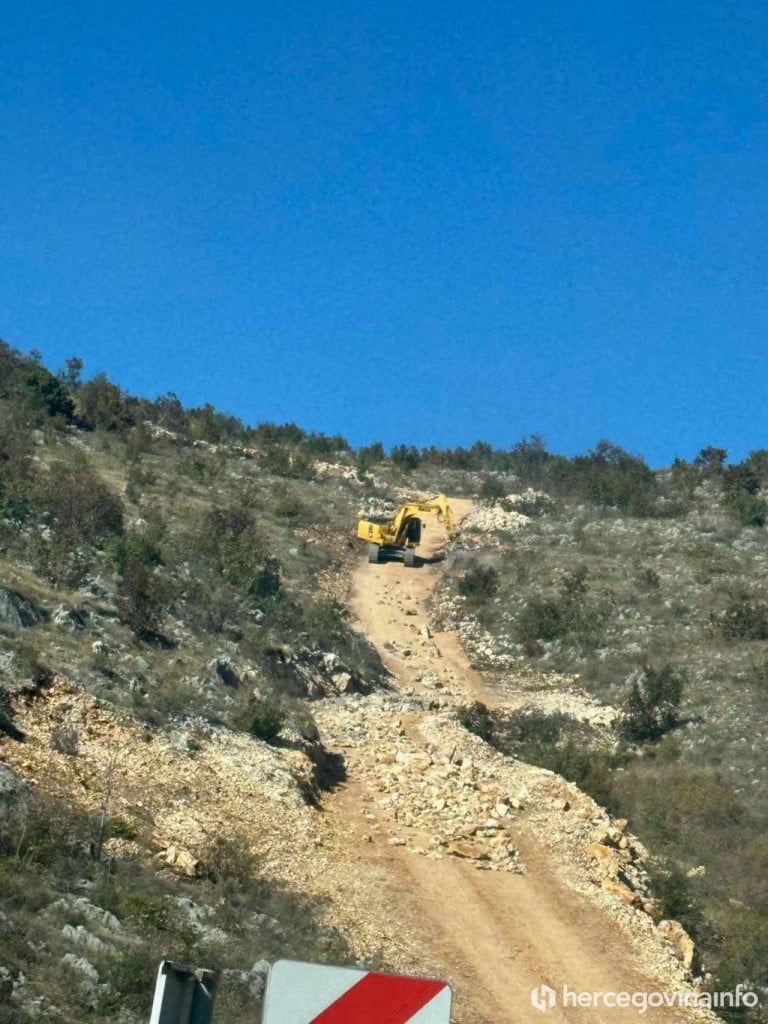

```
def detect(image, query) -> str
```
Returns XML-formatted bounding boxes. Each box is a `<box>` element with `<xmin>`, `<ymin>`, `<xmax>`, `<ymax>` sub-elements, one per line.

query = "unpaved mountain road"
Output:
<box><xmin>330</xmin><ymin>499</ymin><xmax>710</xmax><ymax>1024</ymax></box>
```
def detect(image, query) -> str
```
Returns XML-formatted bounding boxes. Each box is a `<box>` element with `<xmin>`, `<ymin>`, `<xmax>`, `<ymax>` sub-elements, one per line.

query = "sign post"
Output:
<box><xmin>149</xmin><ymin>960</ymin><xmax>219</xmax><ymax>1024</ymax></box>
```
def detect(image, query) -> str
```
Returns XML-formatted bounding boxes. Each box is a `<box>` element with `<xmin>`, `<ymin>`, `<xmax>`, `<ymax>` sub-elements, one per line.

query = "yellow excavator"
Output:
<box><xmin>357</xmin><ymin>494</ymin><xmax>455</xmax><ymax>566</ymax></box>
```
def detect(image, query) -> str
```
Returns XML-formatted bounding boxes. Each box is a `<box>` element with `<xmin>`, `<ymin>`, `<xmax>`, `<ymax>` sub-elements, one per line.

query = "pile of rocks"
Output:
<box><xmin>316</xmin><ymin>695</ymin><xmax>529</xmax><ymax>872</ymax></box>
<box><xmin>457</xmin><ymin>502</ymin><xmax>530</xmax><ymax>541</ymax></box>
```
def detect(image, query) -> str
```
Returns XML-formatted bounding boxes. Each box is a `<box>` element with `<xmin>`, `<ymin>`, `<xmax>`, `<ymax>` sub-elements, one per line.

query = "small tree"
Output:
<box><xmin>722</xmin><ymin>466</ymin><xmax>767</xmax><ymax>527</ymax></box>
<box><xmin>78</xmin><ymin>373</ymin><xmax>132</xmax><ymax>431</ymax></box>
<box><xmin>59</xmin><ymin>356</ymin><xmax>83</xmax><ymax>389</ymax></box>
<box><xmin>23</xmin><ymin>365</ymin><xmax>75</xmax><ymax>423</ymax></box>
<box><xmin>390</xmin><ymin>444</ymin><xmax>420</xmax><ymax>472</ymax></box>
<box><xmin>694</xmin><ymin>446</ymin><xmax>727</xmax><ymax>477</ymax></box>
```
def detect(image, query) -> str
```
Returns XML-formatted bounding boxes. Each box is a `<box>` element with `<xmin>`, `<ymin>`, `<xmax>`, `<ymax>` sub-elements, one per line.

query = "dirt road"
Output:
<box><xmin>335</xmin><ymin>500</ymin><xmax>709</xmax><ymax>1024</ymax></box>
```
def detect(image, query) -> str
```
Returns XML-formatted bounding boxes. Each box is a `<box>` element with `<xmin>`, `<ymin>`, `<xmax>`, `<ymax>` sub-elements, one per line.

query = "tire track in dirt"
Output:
<box><xmin>332</xmin><ymin>499</ymin><xmax>712</xmax><ymax>1024</ymax></box>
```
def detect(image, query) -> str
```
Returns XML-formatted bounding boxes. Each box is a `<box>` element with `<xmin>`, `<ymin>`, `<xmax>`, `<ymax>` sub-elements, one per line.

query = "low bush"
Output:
<box><xmin>479</xmin><ymin>476</ymin><xmax>507</xmax><ymax>500</ymax></box>
<box><xmin>201</xmin><ymin>505</ymin><xmax>282</xmax><ymax>600</ymax></box>
<box><xmin>78</xmin><ymin>372</ymin><xmax>133</xmax><ymax>432</ymax></box>
<box><xmin>713</xmin><ymin>595</ymin><xmax>768</xmax><ymax>641</ymax></box>
<box><xmin>109</xmin><ymin>523</ymin><xmax>164</xmax><ymax>574</ymax></box>
<box><xmin>21</xmin><ymin>364</ymin><xmax>76</xmax><ymax>424</ymax></box>
<box><xmin>645</xmin><ymin>857</ymin><xmax>704</xmax><ymax>938</ymax></box>
<box><xmin>202</xmin><ymin>834</ymin><xmax>261</xmax><ymax>897</ymax></box>
<box><xmin>244</xmin><ymin>696</ymin><xmax>286</xmax><ymax>743</ymax></box>
<box><xmin>117</xmin><ymin>561</ymin><xmax>171</xmax><ymax>637</ymax></box>
<box><xmin>516</xmin><ymin>596</ymin><xmax>566</xmax><ymax>641</ymax></box>
<box><xmin>515</xmin><ymin>588</ymin><xmax>612</xmax><ymax>650</ymax></box>
<box><xmin>457</xmin><ymin>702</ymin><xmax>615</xmax><ymax>793</ymax></box>
<box><xmin>262</xmin><ymin>446</ymin><xmax>315</xmax><ymax>480</ymax></box>
<box><xmin>620</xmin><ymin>664</ymin><xmax>685</xmax><ymax>743</ymax></box>
<box><xmin>37</xmin><ymin>458</ymin><xmax>124</xmax><ymax>548</ymax></box>
<box><xmin>457</xmin><ymin>565</ymin><xmax>500</xmax><ymax>602</ymax></box>
<box><xmin>456</xmin><ymin>701</ymin><xmax>495</xmax><ymax>742</ymax></box>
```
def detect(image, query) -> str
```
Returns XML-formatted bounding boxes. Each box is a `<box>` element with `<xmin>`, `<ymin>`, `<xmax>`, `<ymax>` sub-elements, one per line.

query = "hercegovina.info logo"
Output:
<box><xmin>530</xmin><ymin>983</ymin><xmax>758</xmax><ymax>1015</ymax></box>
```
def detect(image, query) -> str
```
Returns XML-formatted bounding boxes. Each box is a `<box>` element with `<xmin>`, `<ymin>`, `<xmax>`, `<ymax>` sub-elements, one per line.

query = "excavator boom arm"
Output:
<box><xmin>390</xmin><ymin>495</ymin><xmax>454</xmax><ymax>540</ymax></box>
<box><xmin>357</xmin><ymin>494</ymin><xmax>455</xmax><ymax>556</ymax></box>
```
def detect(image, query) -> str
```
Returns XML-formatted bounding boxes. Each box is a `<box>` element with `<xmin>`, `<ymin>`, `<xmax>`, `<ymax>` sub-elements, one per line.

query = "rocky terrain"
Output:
<box><xmin>1</xmin><ymin>344</ymin><xmax>766</xmax><ymax>1022</ymax></box>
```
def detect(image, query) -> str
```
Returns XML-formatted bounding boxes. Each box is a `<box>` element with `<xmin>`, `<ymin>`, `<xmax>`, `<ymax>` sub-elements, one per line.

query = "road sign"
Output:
<box><xmin>262</xmin><ymin>959</ymin><xmax>452</xmax><ymax>1024</ymax></box>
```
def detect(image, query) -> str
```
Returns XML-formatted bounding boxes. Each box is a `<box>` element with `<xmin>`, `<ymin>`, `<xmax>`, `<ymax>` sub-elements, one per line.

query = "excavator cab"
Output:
<box><xmin>406</xmin><ymin>518</ymin><xmax>422</xmax><ymax>544</ymax></box>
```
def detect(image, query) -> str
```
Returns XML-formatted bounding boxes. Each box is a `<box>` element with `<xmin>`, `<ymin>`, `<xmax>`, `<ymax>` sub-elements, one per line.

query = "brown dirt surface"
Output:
<box><xmin>338</xmin><ymin>498</ymin><xmax>715</xmax><ymax>1023</ymax></box>
<box><xmin>0</xmin><ymin>497</ymin><xmax>718</xmax><ymax>1023</ymax></box>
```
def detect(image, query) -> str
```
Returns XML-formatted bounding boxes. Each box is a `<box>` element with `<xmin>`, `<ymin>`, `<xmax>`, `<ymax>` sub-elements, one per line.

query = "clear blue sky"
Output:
<box><xmin>2</xmin><ymin>1</ymin><xmax>767</xmax><ymax>466</ymax></box>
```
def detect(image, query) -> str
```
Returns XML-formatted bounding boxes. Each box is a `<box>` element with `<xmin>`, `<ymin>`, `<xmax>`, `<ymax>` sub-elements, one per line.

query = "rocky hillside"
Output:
<box><xmin>1</xmin><ymin>341</ymin><xmax>767</xmax><ymax>1022</ymax></box>
<box><xmin>430</xmin><ymin>486</ymin><xmax>768</xmax><ymax>1016</ymax></box>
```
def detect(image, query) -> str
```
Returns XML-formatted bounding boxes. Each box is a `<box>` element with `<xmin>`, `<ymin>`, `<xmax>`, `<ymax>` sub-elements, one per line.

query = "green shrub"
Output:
<box><xmin>560</xmin><ymin>565</ymin><xmax>589</xmax><ymax>597</ymax></box>
<box><xmin>636</xmin><ymin>567</ymin><xmax>661</xmax><ymax>589</ymax></box>
<box><xmin>78</xmin><ymin>372</ymin><xmax>132</xmax><ymax>431</ymax></box>
<box><xmin>246</xmin><ymin>696</ymin><xmax>286</xmax><ymax>743</ymax></box>
<box><xmin>202</xmin><ymin>834</ymin><xmax>261</xmax><ymax>897</ymax></box>
<box><xmin>37</xmin><ymin>459</ymin><xmax>124</xmax><ymax>547</ymax></box>
<box><xmin>607</xmin><ymin>765</ymin><xmax>748</xmax><ymax>875</ymax></box>
<box><xmin>13</xmin><ymin>643</ymin><xmax>53</xmax><ymax>689</ymax></box>
<box><xmin>271</xmin><ymin>485</ymin><xmax>306</xmax><ymax>519</ymax></box>
<box><xmin>100</xmin><ymin>948</ymin><xmax>160</xmax><ymax>1014</ymax></box>
<box><xmin>457</xmin><ymin>565</ymin><xmax>500</xmax><ymax>602</ymax></box>
<box><xmin>566</xmin><ymin>597</ymin><xmax>613</xmax><ymax>649</ymax></box>
<box><xmin>117</xmin><ymin>561</ymin><xmax>170</xmax><ymax>637</ymax></box>
<box><xmin>723</xmin><ymin>488</ymin><xmax>767</xmax><ymax>527</ymax></box>
<box><xmin>0</xmin><ymin>410</ymin><xmax>33</xmax><ymax>526</ymax></box>
<box><xmin>120</xmin><ymin>891</ymin><xmax>184</xmax><ymax>933</ymax></box>
<box><xmin>694</xmin><ymin>445</ymin><xmax>727</xmax><ymax>477</ymax></box>
<box><xmin>458</xmin><ymin>702</ymin><xmax>615</xmax><ymax>794</ymax></box>
<box><xmin>390</xmin><ymin>444</ymin><xmax>420</xmax><ymax>472</ymax></box>
<box><xmin>109</xmin><ymin>524</ymin><xmax>164</xmax><ymax>574</ymax></box>
<box><xmin>713</xmin><ymin>595</ymin><xmax>768</xmax><ymax>641</ymax></box>
<box><xmin>250</xmin><ymin>557</ymin><xmax>282</xmax><ymax>600</ymax></box>
<box><xmin>262</xmin><ymin>446</ymin><xmax>315</xmax><ymax>479</ymax></box>
<box><xmin>620</xmin><ymin>665</ymin><xmax>685</xmax><ymax>742</ymax></box>
<box><xmin>22</xmin><ymin>365</ymin><xmax>75</xmax><ymax>424</ymax></box>
<box><xmin>125</xmin><ymin>460</ymin><xmax>156</xmax><ymax>502</ymax></box>
<box><xmin>516</xmin><ymin>575</ymin><xmax>613</xmax><ymax>651</ymax></box>
<box><xmin>516</xmin><ymin>597</ymin><xmax>566</xmax><ymax>641</ymax></box>
<box><xmin>456</xmin><ymin>701</ymin><xmax>495</xmax><ymax>742</ymax></box>
<box><xmin>645</xmin><ymin>857</ymin><xmax>704</xmax><ymax>937</ymax></box>
<box><xmin>668</xmin><ymin>457</ymin><xmax>700</xmax><ymax>501</ymax></box>
<box><xmin>202</xmin><ymin>506</ymin><xmax>281</xmax><ymax>599</ymax></box>
<box><xmin>106</xmin><ymin>814</ymin><xmax>141</xmax><ymax>840</ymax></box>
<box><xmin>179</xmin><ymin>455</ymin><xmax>210</xmax><ymax>483</ymax></box>
<box><xmin>0</xmin><ymin>794</ymin><xmax>94</xmax><ymax>871</ymax></box>
<box><xmin>569</xmin><ymin>440</ymin><xmax>658</xmax><ymax>515</ymax></box>
<box><xmin>744</xmin><ymin>659</ymin><xmax>768</xmax><ymax>690</ymax></box>
<box><xmin>479</xmin><ymin>476</ymin><xmax>507</xmax><ymax>500</ymax></box>
<box><xmin>720</xmin><ymin>463</ymin><xmax>767</xmax><ymax>529</ymax></box>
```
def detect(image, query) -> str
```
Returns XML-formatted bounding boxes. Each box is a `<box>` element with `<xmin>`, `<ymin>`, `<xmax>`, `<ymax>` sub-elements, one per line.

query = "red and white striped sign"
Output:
<box><xmin>262</xmin><ymin>960</ymin><xmax>452</xmax><ymax>1024</ymax></box>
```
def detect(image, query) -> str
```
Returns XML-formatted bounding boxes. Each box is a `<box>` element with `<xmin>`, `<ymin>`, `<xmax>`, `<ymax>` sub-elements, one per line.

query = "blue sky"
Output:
<box><xmin>1</xmin><ymin>1</ymin><xmax>767</xmax><ymax>466</ymax></box>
